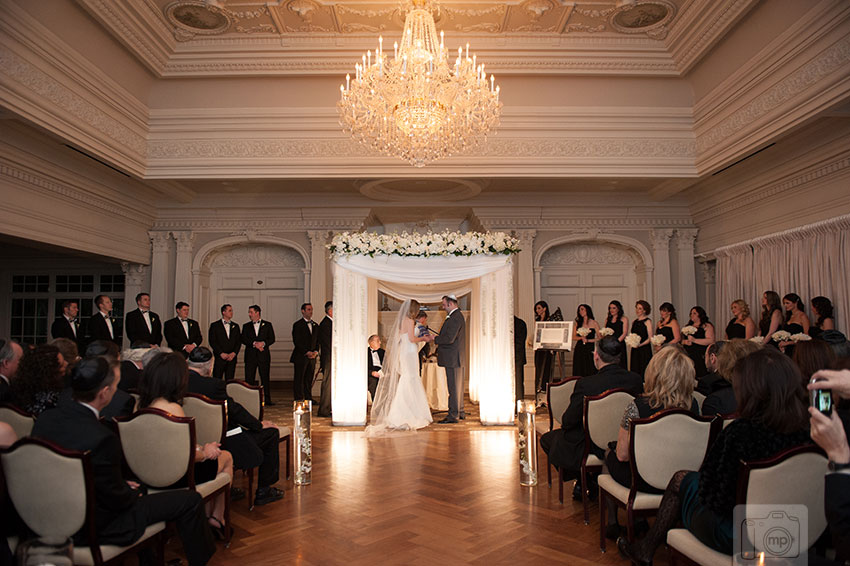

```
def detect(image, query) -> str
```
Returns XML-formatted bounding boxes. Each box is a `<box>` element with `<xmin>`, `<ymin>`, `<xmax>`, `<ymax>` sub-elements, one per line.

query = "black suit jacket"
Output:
<box><xmin>435</xmin><ymin>309</ymin><xmax>465</xmax><ymax>368</ymax></box>
<box><xmin>209</xmin><ymin>320</ymin><xmax>242</xmax><ymax>357</ymax></box>
<box><xmin>51</xmin><ymin>316</ymin><xmax>81</xmax><ymax>344</ymax></box>
<box><xmin>514</xmin><ymin>316</ymin><xmax>527</xmax><ymax>366</ymax></box>
<box><xmin>0</xmin><ymin>377</ymin><xmax>10</xmax><ymax>403</ymax></box>
<box><xmin>163</xmin><ymin>317</ymin><xmax>202</xmax><ymax>355</ymax></box>
<box><xmin>32</xmin><ymin>399</ymin><xmax>147</xmax><ymax>545</ymax></box>
<box><xmin>119</xmin><ymin>361</ymin><xmax>142</xmax><ymax>392</ymax></box>
<box><xmin>318</xmin><ymin>317</ymin><xmax>332</xmax><ymax>372</ymax></box>
<box><xmin>124</xmin><ymin>309</ymin><xmax>162</xmax><ymax>346</ymax></box>
<box><xmin>367</xmin><ymin>348</ymin><xmax>385</xmax><ymax>376</ymax></box>
<box><xmin>242</xmin><ymin>320</ymin><xmax>275</xmax><ymax>362</ymax></box>
<box><xmin>827</xmin><ymin>472</ymin><xmax>850</xmax><ymax>561</ymax></box>
<box><xmin>88</xmin><ymin>313</ymin><xmax>120</xmax><ymax>345</ymax></box>
<box><xmin>289</xmin><ymin>319</ymin><xmax>318</xmax><ymax>363</ymax></box>
<box><xmin>186</xmin><ymin>370</ymin><xmax>261</xmax><ymax>432</ymax></box>
<box><xmin>548</xmin><ymin>363</ymin><xmax>643</xmax><ymax>472</ymax></box>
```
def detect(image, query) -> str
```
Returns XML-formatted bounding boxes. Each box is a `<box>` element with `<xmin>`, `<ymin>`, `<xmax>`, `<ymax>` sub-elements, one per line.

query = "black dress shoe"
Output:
<box><xmin>254</xmin><ymin>486</ymin><xmax>284</xmax><ymax>506</ymax></box>
<box><xmin>617</xmin><ymin>536</ymin><xmax>652</xmax><ymax>566</ymax></box>
<box><xmin>459</xmin><ymin>413</ymin><xmax>466</xmax><ymax>420</ymax></box>
<box><xmin>572</xmin><ymin>481</ymin><xmax>583</xmax><ymax>501</ymax></box>
<box><xmin>438</xmin><ymin>417</ymin><xmax>458</xmax><ymax>424</ymax></box>
<box><xmin>605</xmin><ymin>524</ymin><xmax>624</xmax><ymax>541</ymax></box>
<box><xmin>230</xmin><ymin>487</ymin><xmax>246</xmax><ymax>501</ymax></box>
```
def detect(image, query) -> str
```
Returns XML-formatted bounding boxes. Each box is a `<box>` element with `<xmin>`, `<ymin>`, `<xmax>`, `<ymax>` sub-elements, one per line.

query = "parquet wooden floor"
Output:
<box><xmin>170</xmin><ymin>385</ymin><xmax>663</xmax><ymax>565</ymax></box>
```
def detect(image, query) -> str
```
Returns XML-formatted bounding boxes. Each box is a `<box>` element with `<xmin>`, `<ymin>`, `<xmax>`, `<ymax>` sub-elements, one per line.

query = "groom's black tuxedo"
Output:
<box><xmin>435</xmin><ymin>308</ymin><xmax>466</xmax><ymax>421</ymax></box>
<box><xmin>124</xmin><ymin>308</ymin><xmax>162</xmax><ymax>346</ymax></box>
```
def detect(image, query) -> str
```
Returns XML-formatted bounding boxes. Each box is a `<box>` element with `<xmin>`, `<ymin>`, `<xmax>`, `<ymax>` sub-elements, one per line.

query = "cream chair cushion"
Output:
<box><xmin>633</xmin><ymin>413</ymin><xmax>712</xmax><ymax>491</ymax></box>
<box><xmin>226</xmin><ymin>381</ymin><xmax>261</xmax><ymax>420</ymax></box>
<box><xmin>73</xmin><ymin>522</ymin><xmax>165</xmax><ymax>566</ymax></box>
<box><xmin>548</xmin><ymin>379</ymin><xmax>577</xmax><ymax>430</ymax></box>
<box><xmin>692</xmin><ymin>391</ymin><xmax>706</xmax><ymax>412</ymax></box>
<box><xmin>586</xmin><ymin>391</ymin><xmax>633</xmax><ymax>450</ymax></box>
<box><xmin>118</xmin><ymin>412</ymin><xmax>191</xmax><ymax>488</ymax></box>
<box><xmin>597</xmin><ymin>474</ymin><xmax>664</xmax><ymax>510</ymax></box>
<box><xmin>667</xmin><ymin>529</ymin><xmax>731</xmax><ymax>566</ymax></box>
<box><xmin>585</xmin><ymin>454</ymin><xmax>603</xmax><ymax>468</ymax></box>
<box><xmin>182</xmin><ymin>396</ymin><xmax>225</xmax><ymax>446</ymax></box>
<box><xmin>0</xmin><ymin>407</ymin><xmax>35</xmax><ymax>439</ymax></box>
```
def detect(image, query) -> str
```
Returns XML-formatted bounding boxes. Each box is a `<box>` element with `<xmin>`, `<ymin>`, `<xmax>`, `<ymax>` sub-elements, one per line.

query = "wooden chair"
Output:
<box><xmin>0</xmin><ymin>403</ymin><xmax>35</xmax><ymax>439</ymax></box>
<box><xmin>226</xmin><ymin>379</ymin><xmax>292</xmax><ymax>481</ymax></box>
<box><xmin>1</xmin><ymin>436</ymin><xmax>165</xmax><ymax>566</ymax></box>
<box><xmin>692</xmin><ymin>391</ymin><xmax>706</xmax><ymax>413</ymax></box>
<box><xmin>668</xmin><ymin>444</ymin><xmax>827</xmax><ymax>566</ymax></box>
<box><xmin>598</xmin><ymin>409</ymin><xmax>719</xmax><ymax>551</ymax></box>
<box><xmin>537</xmin><ymin>377</ymin><xmax>580</xmax><ymax>502</ymax></box>
<box><xmin>115</xmin><ymin>409</ymin><xmax>232</xmax><ymax>541</ymax></box>
<box><xmin>580</xmin><ymin>388</ymin><xmax>636</xmax><ymax>524</ymax></box>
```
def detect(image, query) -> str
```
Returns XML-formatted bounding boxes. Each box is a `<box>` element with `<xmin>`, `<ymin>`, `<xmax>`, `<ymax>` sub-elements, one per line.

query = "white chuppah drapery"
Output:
<box><xmin>331</xmin><ymin>254</ymin><xmax>515</xmax><ymax>426</ymax></box>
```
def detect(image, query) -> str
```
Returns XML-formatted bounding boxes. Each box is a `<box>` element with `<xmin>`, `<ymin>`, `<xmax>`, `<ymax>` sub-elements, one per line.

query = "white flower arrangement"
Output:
<box><xmin>749</xmin><ymin>336</ymin><xmax>764</xmax><ymax>344</ymax></box>
<box><xmin>598</xmin><ymin>327</ymin><xmax>614</xmax><ymax>337</ymax></box>
<box><xmin>625</xmin><ymin>333</ymin><xmax>641</xmax><ymax>349</ymax></box>
<box><xmin>772</xmin><ymin>330</ymin><xmax>792</xmax><ymax>342</ymax></box>
<box><xmin>650</xmin><ymin>334</ymin><xmax>667</xmax><ymax>347</ymax></box>
<box><xmin>791</xmin><ymin>333</ymin><xmax>812</xmax><ymax>342</ymax></box>
<box><xmin>681</xmin><ymin>325</ymin><xmax>697</xmax><ymax>336</ymax></box>
<box><xmin>328</xmin><ymin>230</ymin><xmax>520</xmax><ymax>258</ymax></box>
<box><xmin>576</xmin><ymin>327</ymin><xmax>591</xmax><ymax>338</ymax></box>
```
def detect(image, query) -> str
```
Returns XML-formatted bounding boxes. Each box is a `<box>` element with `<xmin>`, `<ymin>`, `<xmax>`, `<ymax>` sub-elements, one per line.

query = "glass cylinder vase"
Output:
<box><xmin>517</xmin><ymin>399</ymin><xmax>538</xmax><ymax>487</ymax></box>
<box><xmin>293</xmin><ymin>400</ymin><xmax>312</xmax><ymax>486</ymax></box>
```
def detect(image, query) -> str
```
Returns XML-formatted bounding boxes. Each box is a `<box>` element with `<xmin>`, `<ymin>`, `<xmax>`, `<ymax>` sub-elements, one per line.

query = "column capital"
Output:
<box><xmin>149</xmin><ymin>231</ymin><xmax>171</xmax><ymax>253</ymax></box>
<box><xmin>120</xmin><ymin>262</ymin><xmax>148</xmax><ymax>287</ymax></box>
<box><xmin>172</xmin><ymin>231</ymin><xmax>195</xmax><ymax>252</ymax></box>
<box><xmin>307</xmin><ymin>229</ymin><xmax>330</xmax><ymax>244</ymax></box>
<box><xmin>675</xmin><ymin>228</ymin><xmax>699</xmax><ymax>251</ymax></box>
<box><xmin>649</xmin><ymin>228</ymin><xmax>675</xmax><ymax>251</ymax></box>
<box><xmin>512</xmin><ymin>229</ymin><xmax>537</xmax><ymax>247</ymax></box>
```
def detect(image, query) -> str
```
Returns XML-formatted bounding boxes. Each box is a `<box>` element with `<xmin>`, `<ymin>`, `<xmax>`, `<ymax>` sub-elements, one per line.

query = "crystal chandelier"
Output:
<box><xmin>337</xmin><ymin>0</ymin><xmax>502</xmax><ymax>167</ymax></box>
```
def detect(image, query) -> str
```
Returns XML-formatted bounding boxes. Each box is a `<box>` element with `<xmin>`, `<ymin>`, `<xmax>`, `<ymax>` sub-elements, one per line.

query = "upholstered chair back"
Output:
<box><xmin>117</xmin><ymin>409</ymin><xmax>193</xmax><ymax>488</ymax></box>
<box><xmin>226</xmin><ymin>380</ymin><xmax>262</xmax><ymax>420</ymax></box>
<box><xmin>585</xmin><ymin>390</ymin><xmax>634</xmax><ymax>451</ymax></box>
<box><xmin>182</xmin><ymin>394</ymin><xmax>226</xmax><ymax>445</ymax></box>
<box><xmin>0</xmin><ymin>404</ymin><xmax>35</xmax><ymax>439</ymax></box>
<box><xmin>632</xmin><ymin>410</ymin><xmax>714</xmax><ymax>491</ymax></box>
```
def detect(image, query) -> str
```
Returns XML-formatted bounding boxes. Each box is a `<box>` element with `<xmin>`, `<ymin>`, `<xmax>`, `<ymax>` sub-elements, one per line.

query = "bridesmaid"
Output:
<box><xmin>809</xmin><ymin>296</ymin><xmax>835</xmax><ymax>340</ymax></box>
<box><xmin>682</xmin><ymin>306</ymin><xmax>715</xmax><ymax>377</ymax></box>
<box><xmin>725</xmin><ymin>299</ymin><xmax>757</xmax><ymax>340</ymax></box>
<box><xmin>534</xmin><ymin>301</ymin><xmax>554</xmax><ymax>394</ymax></box>
<box><xmin>655</xmin><ymin>302</ymin><xmax>681</xmax><ymax>351</ymax></box>
<box><xmin>778</xmin><ymin>293</ymin><xmax>810</xmax><ymax>356</ymax></box>
<box><xmin>605</xmin><ymin>300</ymin><xmax>629</xmax><ymax>369</ymax></box>
<box><xmin>759</xmin><ymin>290</ymin><xmax>784</xmax><ymax>347</ymax></box>
<box><xmin>572</xmin><ymin>304</ymin><xmax>600</xmax><ymax>377</ymax></box>
<box><xmin>630</xmin><ymin>300</ymin><xmax>654</xmax><ymax>378</ymax></box>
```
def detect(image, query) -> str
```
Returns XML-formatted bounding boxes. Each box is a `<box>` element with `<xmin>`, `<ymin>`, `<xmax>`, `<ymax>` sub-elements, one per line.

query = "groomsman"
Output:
<box><xmin>164</xmin><ymin>302</ymin><xmax>202</xmax><ymax>357</ymax></box>
<box><xmin>88</xmin><ymin>295</ymin><xmax>120</xmax><ymax>346</ymax></box>
<box><xmin>124</xmin><ymin>293</ymin><xmax>162</xmax><ymax>347</ymax></box>
<box><xmin>209</xmin><ymin>304</ymin><xmax>241</xmax><ymax>380</ymax></box>
<box><xmin>317</xmin><ymin>301</ymin><xmax>333</xmax><ymax>417</ymax></box>
<box><xmin>290</xmin><ymin>303</ymin><xmax>318</xmax><ymax>402</ymax></box>
<box><xmin>242</xmin><ymin>305</ymin><xmax>276</xmax><ymax>404</ymax></box>
<box><xmin>51</xmin><ymin>299</ymin><xmax>82</xmax><ymax>348</ymax></box>
<box><xmin>514</xmin><ymin>315</ymin><xmax>528</xmax><ymax>400</ymax></box>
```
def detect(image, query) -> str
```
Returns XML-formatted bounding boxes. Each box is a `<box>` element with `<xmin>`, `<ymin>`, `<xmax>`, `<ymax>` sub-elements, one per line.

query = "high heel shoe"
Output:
<box><xmin>616</xmin><ymin>537</ymin><xmax>652</xmax><ymax>566</ymax></box>
<box><xmin>208</xmin><ymin>516</ymin><xmax>226</xmax><ymax>541</ymax></box>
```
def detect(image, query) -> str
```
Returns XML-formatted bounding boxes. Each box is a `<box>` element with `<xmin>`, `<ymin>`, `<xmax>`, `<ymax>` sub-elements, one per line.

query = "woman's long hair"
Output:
<box><xmin>606</xmin><ymin>300</ymin><xmax>624</xmax><ymax>325</ymax></box>
<box><xmin>139</xmin><ymin>352</ymin><xmax>188</xmax><ymax>408</ymax></box>
<box><xmin>642</xmin><ymin>345</ymin><xmax>694</xmax><ymax>410</ymax></box>
<box><xmin>761</xmin><ymin>291</ymin><xmax>781</xmax><ymax>327</ymax></box>
<box><xmin>10</xmin><ymin>344</ymin><xmax>63</xmax><ymax>410</ymax></box>
<box><xmin>535</xmin><ymin>301</ymin><xmax>550</xmax><ymax>322</ymax></box>
<box><xmin>658</xmin><ymin>302</ymin><xmax>676</xmax><ymax>323</ymax></box>
<box><xmin>575</xmin><ymin>304</ymin><xmax>595</xmax><ymax>325</ymax></box>
<box><xmin>733</xmin><ymin>349</ymin><xmax>808</xmax><ymax>434</ymax></box>
<box><xmin>811</xmin><ymin>296</ymin><xmax>833</xmax><ymax>327</ymax></box>
<box><xmin>690</xmin><ymin>306</ymin><xmax>710</xmax><ymax>327</ymax></box>
<box><xmin>783</xmin><ymin>293</ymin><xmax>805</xmax><ymax>323</ymax></box>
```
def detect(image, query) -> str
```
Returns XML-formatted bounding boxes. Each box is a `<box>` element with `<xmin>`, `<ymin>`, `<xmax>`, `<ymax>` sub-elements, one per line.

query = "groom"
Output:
<box><xmin>435</xmin><ymin>294</ymin><xmax>466</xmax><ymax>423</ymax></box>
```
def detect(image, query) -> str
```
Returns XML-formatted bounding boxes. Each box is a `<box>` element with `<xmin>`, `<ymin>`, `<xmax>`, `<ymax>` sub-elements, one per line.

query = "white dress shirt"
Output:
<box><xmin>370</xmin><ymin>349</ymin><xmax>382</xmax><ymax>368</ymax></box>
<box><xmin>65</xmin><ymin>314</ymin><xmax>77</xmax><ymax>337</ymax></box>
<box><xmin>222</xmin><ymin>319</ymin><xmax>231</xmax><ymax>339</ymax></box>
<box><xmin>141</xmin><ymin>310</ymin><xmax>152</xmax><ymax>333</ymax></box>
<box><xmin>180</xmin><ymin>318</ymin><xmax>190</xmax><ymax>337</ymax></box>
<box><xmin>102</xmin><ymin>311</ymin><xmax>114</xmax><ymax>338</ymax></box>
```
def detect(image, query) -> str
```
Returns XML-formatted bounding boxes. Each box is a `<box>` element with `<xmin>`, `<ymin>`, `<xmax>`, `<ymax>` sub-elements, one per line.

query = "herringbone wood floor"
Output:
<box><xmin>170</xmin><ymin>386</ymin><xmax>664</xmax><ymax>565</ymax></box>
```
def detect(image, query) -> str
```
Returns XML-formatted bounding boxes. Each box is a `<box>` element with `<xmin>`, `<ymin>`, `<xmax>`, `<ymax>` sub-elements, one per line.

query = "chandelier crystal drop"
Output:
<box><xmin>337</xmin><ymin>0</ymin><xmax>502</xmax><ymax>167</ymax></box>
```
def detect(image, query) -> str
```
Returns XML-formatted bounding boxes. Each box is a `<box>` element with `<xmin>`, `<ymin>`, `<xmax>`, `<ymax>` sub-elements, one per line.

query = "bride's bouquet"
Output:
<box><xmin>625</xmin><ymin>333</ymin><xmax>641</xmax><ymax>349</ymax></box>
<box><xmin>650</xmin><ymin>334</ymin><xmax>667</xmax><ymax>347</ymax></box>
<box><xmin>576</xmin><ymin>327</ymin><xmax>591</xmax><ymax>338</ymax></box>
<box><xmin>772</xmin><ymin>330</ymin><xmax>792</xmax><ymax>343</ymax></box>
<box><xmin>681</xmin><ymin>325</ymin><xmax>697</xmax><ymax>336</ymax></box>
<box><xmin>749</xmin><ymin>336</ymin><xmax>765</xmax><ymax>344</ymax></box>
<box><xmin>598</xmin><ymin>327</ymin><xmax>614</xmax><ymax>337</ymax></box>
<box><xmin>791</xmin><ymin>333</ymin><xmax>812</xmax><ymax>342</ymax></box>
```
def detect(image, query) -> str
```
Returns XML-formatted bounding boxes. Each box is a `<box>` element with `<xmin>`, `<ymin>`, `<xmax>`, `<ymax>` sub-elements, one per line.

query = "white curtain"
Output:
<box><xmin>331</xmin><ymin>254</ymin><xmax>515</xmax><ymax>426</ymax></box>
<box><xmin>714</xmin><ymin>215</ymin><xmax>850</xmax><ymax>335</ymax></box>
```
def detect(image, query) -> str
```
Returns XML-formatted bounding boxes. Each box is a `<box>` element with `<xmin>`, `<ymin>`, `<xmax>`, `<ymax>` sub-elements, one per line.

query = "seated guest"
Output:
<box><xmin>138</xmin><ymin>352</ymin><xmax>233</xmax><ymax>538</ymax></box>
<box><xmin>604</xmin><ymin>346</ymin><xmax>697</xmax><ymax>539</ymax></box>
<box><xmin>0</xmin><ymin>421</ymin><xmax>18</xmax><ymax>565</ymax></box>
<box><xmin>84</xmin><ymin>340</ymin><xmax>135</xmax><ymax>420</ymax></box>
<box><xmin>793</xmin><ymin>339</ymin><xmax>837</xmax><ymax>384</ymax></box>
<box><xmin>0</xmin><ymin>339</ymin><xmax>24</xmax><ymax>403</ymax></box>
<box><xmin>695</xmin><ymin>341</ymin><xmax>725</xmax><ymax>396</ymax></box>
<box><xmin>33</xmin><ymin>356</ymin><xmax>216</xmax><ymax>565</ymax></box>
<box><xmin>701</xmin><ymin>339</ymin><xmax>761</xmax><ymax>417</ymax></box>
<box><xmin>50</xmin><ymin>337</ymin><xmax>80</xmax><ymax>386</ymax></box>
<box><xmin>809</xmin><ymin>296</ymin><xmax>836</xmax><ymax>340</ymax></box>
<box><xmin>10</xmin><ymin>344</ymin><xmax>67</xmax><ymax>416</ymax></box>
<box><xmin>618</xmin><ymin>349</ymin><xmax>811</xmax><ymax>563</ymax></box>
<box><xmin>119</xmin><ymin>341</ymin><xmax>151</xmax><ymax>391</ymax></box>
<box><xmin>821</xmin><ymin>330</ymin><xmax>850</xmax><ymax>360</ymax></box>
<box><xmin>367</xmin><ymin>335</ymin><xmax>385</xmax><ymax>402</ymax></box>
<box><xmin>539</xmin><ymin>336</ymin><xmax>643</xmax><ymax>501</ymax></box>
<box><xmin>186</xmin><ymin>347</ymin><xmax>284</xmax><ymax>507</ymax></box>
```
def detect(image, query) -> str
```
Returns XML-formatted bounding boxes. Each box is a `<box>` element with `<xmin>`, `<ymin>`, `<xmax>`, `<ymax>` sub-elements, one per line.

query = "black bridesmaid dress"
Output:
<box><xmin>606</xmin><ymin>319</ymin><xmax>627</xmax><ymax>369</ymax></box>
<box><xmin>658</xmin><ymin>325</ymin><xmax>675</xmax><ymax>345</ymax></box>
<box><xmin>685</xmin><ymin>325</ymin><xmax>708</xmax><ymax>377</ymax></box>
<box><xmin>630</xmin><ymin>318</ymin><xmax>652</xmax><ymax>378</ymax></box>
<box><xmin>725</xmin><ymin>319</ymin><xmax>746</xmax><ymax>340</ymax></box>
<box><xmin>572</xmin><ymin>328</ymin><xmax>596</xmax><ymax>377</ymax></box>
<box><xmin>782</xmin><ymin>322</ymin><xmax>804</xmax><ymax>358</ymax></box>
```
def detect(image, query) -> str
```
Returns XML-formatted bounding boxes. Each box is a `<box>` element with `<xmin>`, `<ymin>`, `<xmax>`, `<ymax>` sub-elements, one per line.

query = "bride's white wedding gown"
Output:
<box><xmin>381</xmin><ymin>330</ymin><xmax>433</xmax><ymax>430</ymax></box>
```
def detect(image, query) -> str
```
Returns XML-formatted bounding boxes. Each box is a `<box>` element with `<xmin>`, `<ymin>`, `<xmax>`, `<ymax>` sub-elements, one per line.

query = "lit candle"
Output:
<box><xmin>394</xmin><ymin>41</ymin><xmax>398</xmax><ymax>59</ymax></box>
<box><xmin>490</xmin><ymin>74</ymin><xmax>494</xmax><ymax>91</ymax></box>
<box><xmin>440</xmin><ymin>31</ymin><xmax>444</xmax><ymax>50</ymax></box>
<box><xmin>379</xmin><ymin>35</ymin><xmax>383</xmax><ymax>57</ymax></box>
<box><xmin>466</xmin><ymin>43</ymin><xmax>469</xmax><ymax>59</ymax></box>
<box><xmin>496</xmin><ymin>85</ymin><xmax>500</xmax><ymax>101</ymax></box>
<box><xmin>346</xmin><ymin>73</ymin><xmax>350</xmax><ymax>90</ymax></box>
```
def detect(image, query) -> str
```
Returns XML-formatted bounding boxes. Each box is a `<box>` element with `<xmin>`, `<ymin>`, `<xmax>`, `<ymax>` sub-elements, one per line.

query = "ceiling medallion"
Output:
<box><xmin>359</xmin><ymin>179</ymin><xmax>482</xmax><ymax>202</ymax></box>
<box><xmin>337</xmin><ymin>0</ymin><xmax>502</xmax><ymax>168</ymax></box>
<box><xmin>165</xmin><ymin>1</ymin><xmax>231</xmax><ymax>35</ymax></box>
<box><xmin>610</xmin><ymin>0</ymin><xmax>675</xmax><ymax>38</ymax></box>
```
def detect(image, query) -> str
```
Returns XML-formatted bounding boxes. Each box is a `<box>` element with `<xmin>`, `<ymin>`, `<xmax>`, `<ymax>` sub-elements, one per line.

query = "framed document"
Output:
<box><xmin>533</xmin><ymin>321</ymin><xmax>574</xmax><ymax>351</ymax></box>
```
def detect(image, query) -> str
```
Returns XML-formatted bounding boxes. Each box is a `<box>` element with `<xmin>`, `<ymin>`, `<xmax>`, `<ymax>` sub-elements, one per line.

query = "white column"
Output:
<box><xmin>307</xmin><ymin>230</ymin><xmax>328</xmax><ymax>311</ymax></box>
<box><xmin>649</xmin><ymin>229</ymin><xmax>674</xmax><ymax>307</ymax></box>
<box><xmin>699</xmin><ymin>258</ymin><xmax>718</xmax><ymax>324</ymax></box>
<box><xmin>121</xmin><ymin>262</ymin><xmax>149</xmax><ymax>349</ymax></box>
<box><xmin>148</xmin><ymin>231</ymin><xmax>172</xmax><ymax>318</ymax></box>
<box><xmin>173</xmin><ymin>231</ymin><xmax>195</xmax><ymax>305</ymax></box>
<box><xmin>675</xmin><ymin>228</ymin><xmax>699</xmax><ymax>313</ymax></box>
<box><xmin>302</xmin><ymin>268</ymin><xmax>311</xmax><ymax>303</ymax></box>
<box><xmin>514</xmin><ymin>230</ymin><xmax>536</xmax><ymax>395</ymax></box>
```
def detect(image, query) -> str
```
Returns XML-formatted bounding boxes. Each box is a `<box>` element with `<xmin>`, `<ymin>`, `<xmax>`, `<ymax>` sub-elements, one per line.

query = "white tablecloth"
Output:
<box><xmin>421</xmin><ymin>363</ymin><xmax>448</xmax><ymax>411</ymax></box>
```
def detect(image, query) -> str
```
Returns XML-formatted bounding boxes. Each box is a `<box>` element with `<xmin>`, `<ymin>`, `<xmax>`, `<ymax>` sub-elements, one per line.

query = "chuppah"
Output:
<box><xmin>327</xmin><ymin>231</ymin><xmax>520</xmax><ymax>426</ymax></box>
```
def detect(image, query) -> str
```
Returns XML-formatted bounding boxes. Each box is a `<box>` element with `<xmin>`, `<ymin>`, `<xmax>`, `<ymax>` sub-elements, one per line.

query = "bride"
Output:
<box><xmin>366</xmin><ymin>299</ymin><xmax>435</xmax><ymax>434</ymax></box>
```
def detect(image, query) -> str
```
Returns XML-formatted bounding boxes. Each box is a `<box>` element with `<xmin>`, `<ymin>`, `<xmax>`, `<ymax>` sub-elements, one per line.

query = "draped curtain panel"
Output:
<box><xmin>332</xmin><ymin>254</ymin><xmax>516</xmax><ymax>426</ymax></box>
<box><xmin>714</xmin><ymin>215</ymin><xmax>850</xmax><ymax>335</ymax></box>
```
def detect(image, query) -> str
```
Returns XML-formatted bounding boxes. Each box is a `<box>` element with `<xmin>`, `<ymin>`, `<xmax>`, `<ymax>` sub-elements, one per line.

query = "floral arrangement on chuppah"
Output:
<box><xmin>328</xmin><ymin>230</ymin><xmax>520</xmax><ymax>257</ymax></box>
